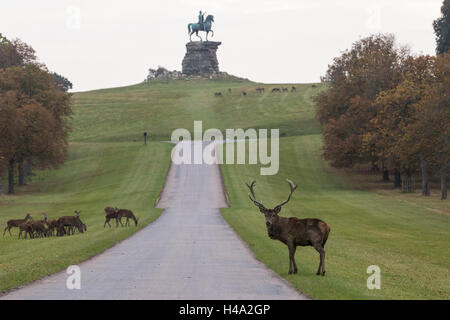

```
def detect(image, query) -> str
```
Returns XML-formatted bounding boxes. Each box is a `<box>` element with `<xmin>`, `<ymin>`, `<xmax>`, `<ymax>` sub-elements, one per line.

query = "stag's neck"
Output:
<box><xmin>267</xmin><ymin>216</ymin><xmax>290</xmax><ymax>242</ymax></box>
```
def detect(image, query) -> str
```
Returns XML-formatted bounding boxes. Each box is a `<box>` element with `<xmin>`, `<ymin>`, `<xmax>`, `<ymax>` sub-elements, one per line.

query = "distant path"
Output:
<box><xmin>1</xmin><ymin>142</ymin><xmax>307</xmax><ymax>299</ymax></box>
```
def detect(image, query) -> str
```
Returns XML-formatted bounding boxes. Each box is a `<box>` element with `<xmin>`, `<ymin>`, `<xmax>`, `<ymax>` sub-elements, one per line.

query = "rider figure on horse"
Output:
<box><xmin>198</xmin><ymin>10</ymin><xmax>206</xmax><ymax>30</ymax></box>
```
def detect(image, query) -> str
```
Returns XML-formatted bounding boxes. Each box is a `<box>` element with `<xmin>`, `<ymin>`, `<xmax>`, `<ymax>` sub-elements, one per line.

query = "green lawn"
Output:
<box><xmin>1</xmin><ymin>78</ymin><xmax>448</xmax><ymax>299</ymax></box>
<box><xmin>0</xmin><ymin>141</ymin><xmax>172</xmax><ymax>292</ymax></box>
<box><xmin>221</xmin><ymin>137</ymin><xmax>449</xmax><ymax>299</ymax></box>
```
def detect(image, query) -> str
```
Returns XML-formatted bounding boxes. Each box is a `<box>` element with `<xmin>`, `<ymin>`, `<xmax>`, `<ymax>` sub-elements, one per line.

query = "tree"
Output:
<box><xmin>366</xmin><ymin>55</ymin><xmax>435</xmax><ymax>192</ymax></box>
<box><xmin>53</xmin><ymin>73</ymin><xmax>73</xmax><ymax>92</ymax></box>
<box><xmin>408</xmin><ymin>53</ymin><xmax>450</xmax><ymax>199</ymax></box>
<box><xmin>0</xmin><ymin>33</ymin><xmax>36</xmax><ymax>68</ymax></box>
<box><xmin>433</xmin><ymin>0</ymin><xmax>450</xmax><ymax>54</ymax></box>
<box><xmin>315</xmin><ymin>34</ymin><xmax>408</xmax><ymax>173</ymax></box>
<box><xmin>0</xmin><ymin>64</ymin><xmax>72</xmax><ymax>194</ymax></box>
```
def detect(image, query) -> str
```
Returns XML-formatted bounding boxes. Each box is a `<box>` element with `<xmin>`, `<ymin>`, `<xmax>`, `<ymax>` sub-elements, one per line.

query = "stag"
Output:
<box><xmin>3</xmin><ymin>213</ymin><xmax>32</xmax><ymax>237</ymax></box>
<box><xmin>246</xmin><ymin>180</ymin><xmax>330</xmax><ymax>276</ymax></box>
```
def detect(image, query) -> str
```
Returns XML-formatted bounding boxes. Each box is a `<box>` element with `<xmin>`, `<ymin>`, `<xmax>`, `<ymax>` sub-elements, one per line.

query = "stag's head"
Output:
<box><xmin>246</xmin><ymin>179</ymin><xmax>297</xmax><ymax>230</ymax></box>
<box><xmin>25</xmin><ymin>213</ymin><xmax>32</xmax><ymax>220</ymax></box>
<box><xmin>74</xmin><ymin>210</ymin><xmax>81</xmax><ymax>217</ymax></box>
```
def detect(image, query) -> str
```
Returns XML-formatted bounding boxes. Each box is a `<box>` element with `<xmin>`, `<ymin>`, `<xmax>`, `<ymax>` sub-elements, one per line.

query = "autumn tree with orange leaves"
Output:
<box><xmin>316</xmin><ymin>34</ymin><xmax>449</xmax><ymax>199</ymax></box>
<box><xmin>0</xmin><ymin>35</ymin><xmax>72</xmax><ymax>194</ymax></box>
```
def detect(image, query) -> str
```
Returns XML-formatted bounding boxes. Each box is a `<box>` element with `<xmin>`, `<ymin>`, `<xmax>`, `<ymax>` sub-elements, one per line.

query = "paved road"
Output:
<box><xmin>1</xmin><ymin>142</ymin><xmax>307</xmax><ymax>300</ymax></box>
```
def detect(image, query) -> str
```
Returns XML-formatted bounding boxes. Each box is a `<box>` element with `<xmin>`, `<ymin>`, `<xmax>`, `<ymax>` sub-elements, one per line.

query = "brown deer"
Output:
<box><xmin>104</xmin><ymin>206</ymin><xmax>122</xmax><ymax>228</ymax></box>
<box><xmin>246</xmin><ymin>180</ymin><xmax>330</xmax><ymax>276</ymax></box>
<box><xmin>45</xmin><ymin>216</ymin><xmax>59</xmax><ymax>236</ymax></box>
<box><xmin>18</xmin><ymin>221</ymin><xmax>34</xmax><ymax>239</ymax></box>
<box><xmin>3</xmin><ymin>213</ymin><xmax>32</xmax><ymax>237</ymax></box>
<box><xmin>28</xmin><ymin>215</ymin><xmax>49</xmax><ymax>238</ymax></box>
<box><xmin>57</xmin><ymin>210</ymin><xmax>85</xmax><ymax>236</ymax></box>
<box><xmin>115</xmin><ymin>208</ymin><xmax>138</xmax><ymax>227</ymax></box>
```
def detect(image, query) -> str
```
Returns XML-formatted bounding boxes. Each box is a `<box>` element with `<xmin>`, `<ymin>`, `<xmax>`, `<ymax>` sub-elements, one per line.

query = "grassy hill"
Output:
<box><xmin>1</xmin><ymin>78</ymin><xmax>448</xmax><ymax>298</ymax></box>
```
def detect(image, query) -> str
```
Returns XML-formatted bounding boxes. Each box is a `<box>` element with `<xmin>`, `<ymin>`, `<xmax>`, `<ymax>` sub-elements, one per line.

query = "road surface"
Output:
<box><xmin>1</xmin><ymin>142</ymin><xmax>307</xmax><ymax>300</ymax></box>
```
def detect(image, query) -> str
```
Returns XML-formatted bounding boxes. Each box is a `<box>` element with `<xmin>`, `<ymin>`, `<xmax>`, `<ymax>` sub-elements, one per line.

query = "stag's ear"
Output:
<box><xmin>258</xmin><ymin>207</ymin><xmax>267</xmax><ymax>214</ymax></box>
<box><xmin>273</xmin><ymin>207</ymin><xmax>282</xmax><ymax>214</ymax></box>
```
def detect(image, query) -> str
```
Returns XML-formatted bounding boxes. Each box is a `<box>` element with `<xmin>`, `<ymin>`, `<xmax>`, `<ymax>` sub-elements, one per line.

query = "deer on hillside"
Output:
<box><xmin>246</xmin><ymin>180</ymin><xmax>330</xmax><ymax>276</ymax></box>
<box><xmin>3</xmin><ymin>213</ymin><xmax>32</xmax><ymax>237</ymax></box>
<box><xmin>28</xmin><ymin>214</ymin><xmax>49</xmax><ymax>238</ymax></box>
<box><xmin>115</xmin><ymin>208</ymin><xmax>139</xmax><ymax>227</ymax></box>
<box><xmin>104</xmin><ymin>206</ymin><xmax>122</xmax><ymax>228</ymax></box>
<box><xmin>57</xmin><ymin>210</ymin><xmax>85</xmax><ymax>236</ymax></box>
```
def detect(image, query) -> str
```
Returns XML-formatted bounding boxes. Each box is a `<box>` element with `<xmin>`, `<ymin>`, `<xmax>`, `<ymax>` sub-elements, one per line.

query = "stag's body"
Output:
<box><xmin>266</xmin><ymin>215</ymin><xmax>330</xmax><ymax>275</ymax></box>
<box><xmin>247</xmin><ymin>180</ymin><xmax>330</xmax><ymax>276</ymax></box>
<box><xmin>3</xmin><ymin>213</ymin><xmax>32</xmax><ymax>237</ymax></box>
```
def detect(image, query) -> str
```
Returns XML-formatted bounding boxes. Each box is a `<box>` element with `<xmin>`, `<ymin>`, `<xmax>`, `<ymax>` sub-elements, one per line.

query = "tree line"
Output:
<box><xmin>0</xmin><ymin>34</ymin><xmax>73</xmax><ymax>194</ymax></box>
<box><xmin>315</xmin><ymin>1</ymin><xmax>449</xmax><ymax>200</ymax></box>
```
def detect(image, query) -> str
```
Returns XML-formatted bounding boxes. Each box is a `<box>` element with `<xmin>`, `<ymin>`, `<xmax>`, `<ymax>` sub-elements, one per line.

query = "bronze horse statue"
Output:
<box><xmin>188</xmin><ymin>15</ymin><xmax>214</xmax><ymax>41</ymax></box>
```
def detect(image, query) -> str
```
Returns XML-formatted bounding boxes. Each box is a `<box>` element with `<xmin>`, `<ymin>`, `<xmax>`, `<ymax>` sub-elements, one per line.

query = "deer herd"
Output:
<box><xmin>3</xmin><ymin>207</ymin><xmax>138</xmax><ymax>240</ymax></box>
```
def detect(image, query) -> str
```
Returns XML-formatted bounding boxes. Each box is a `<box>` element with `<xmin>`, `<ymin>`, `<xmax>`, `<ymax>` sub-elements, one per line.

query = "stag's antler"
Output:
<box><xmin>274</xmin><ymin>179</ymin><xmax>297</xmax><ymax>210</ymax></box>
<box><xmin>246</xmin><ymin>181</ymin><xmax>267</xmax><ymax>211</ymax></box>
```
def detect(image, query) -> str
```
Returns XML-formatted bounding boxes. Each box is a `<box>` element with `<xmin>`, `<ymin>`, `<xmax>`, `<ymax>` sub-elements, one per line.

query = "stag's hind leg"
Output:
<box><xmin>313</xmin><ymin>243</ymin><xmax>326</xmax><ymax>276</ymax></box>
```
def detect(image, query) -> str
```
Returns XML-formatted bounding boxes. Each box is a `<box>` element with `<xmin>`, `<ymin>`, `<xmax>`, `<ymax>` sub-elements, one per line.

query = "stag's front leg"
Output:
<box><xmin>287</xmin><ymin>242</ymin><xmax>297</xmax><ymax>274</ymax></box>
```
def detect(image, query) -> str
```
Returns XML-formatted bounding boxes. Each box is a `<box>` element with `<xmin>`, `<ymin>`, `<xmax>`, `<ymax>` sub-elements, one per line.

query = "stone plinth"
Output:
<box><xmin>182</xmin><ymin>41</ymin><xmax>221</xmax><ymax>75</ymax></box>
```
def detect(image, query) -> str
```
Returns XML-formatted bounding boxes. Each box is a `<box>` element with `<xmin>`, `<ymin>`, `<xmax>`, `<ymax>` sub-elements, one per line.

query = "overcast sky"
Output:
<box><xmin>1</xmin><ymin>0</ymin><xmax>444</xmax><ymax>92</ymax></box>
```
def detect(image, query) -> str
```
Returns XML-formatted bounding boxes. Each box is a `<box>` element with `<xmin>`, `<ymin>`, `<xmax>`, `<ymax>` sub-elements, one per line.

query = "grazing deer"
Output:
<box><xmin>29</xmin><ymin>215</ymin><xmax>49</xmax><ymax>238</ymax></box>
<box><xmin>246</xmin><ymin>180</ymin><xmax>330</xmax><ymax>276</ymax></box>
<box><xmin>214</xmin><ymin>92</ymin><xmax>222</xmax><ymax>97</ymax></box>
<box><xmin>45</xmin><ymin>216</ymin><xmax>59</xmax><ymax>237</ymax></box>
<box><xmin>282</xmin><ymin>87</ymin><xmax>289</xmax><ymax>92</ymax></box>
<box><xmin>115</xmin><ymin>208</ymin><xmax>139</xmax><ymax>227</ymax></box>
<box><xmin>256</xmin><ymin>87</ymin><xmax>265</xmax><ymax>93</ymax></box>
<box><xmin>291</xmin><ymin>86</ymin><xmax>296</xmax><ymax>92</ymax></box>
<box><xmin>3</xmin><ymin>213</ymin><xmax>32</xmax><ymax>237</ymax></box>
<box><xmin>57</xmin><ymin>210</ymin><xmax>85</xmax><ymax>236</ymax></box>
<box><xmin>104</xmin><ymin>206</ymin><xmax>122</xmax><ymax>228</ymax></box>
<box><xmin>242</xmin><ymin>91</ymin><xmax>247</xmax><ymax>96</ymax></box>
<box><xmin>271</xmin><ymin>88</ymin><xmax>281</xmax><ymax>93</ymax></box>
<box><xmin>18</xmin><ymin>222</ymin><xmax>34</xmax><ymax>239</ymax></box>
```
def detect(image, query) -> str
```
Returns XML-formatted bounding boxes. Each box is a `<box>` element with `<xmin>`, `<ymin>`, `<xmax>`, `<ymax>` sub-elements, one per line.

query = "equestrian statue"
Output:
<box><xmin>188</xmin><ymin>10</ymin><xmax>215</xmax><ymax>42</ymax></box>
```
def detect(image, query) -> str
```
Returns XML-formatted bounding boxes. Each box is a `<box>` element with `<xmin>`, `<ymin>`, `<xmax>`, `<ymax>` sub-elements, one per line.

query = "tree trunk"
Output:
<box><xmin>420</xmin><ymin>152</ymin><xmax>430</xmax><ymax>196</ymax></box>
<box><xmin>370</xmin><ymin>160</ymin><xmax>379</xmax><ymax>174</ymax></box>
<box><xmin>8</xmin><ymin>159</ymin><xmax>15</xmax><ymax>194</ymax></box>
<box><xmin>401</xmin><ymin>170</ymin><xmax>415</xmax><ymax>193</ymax></box>
<box><xmin>25</xmin><ymin>161</ymin><xmax>33</xmax><ymax>176</ymax></box>
<box><xmin>394</xmin><ymin>168</ymin><xmax>402</xmax><ymax>188</ymax></box>
<box><xmin>381</xmin><ymin>162</ymin><xmax>389</xmax><ymax>181</ymax></box>
<box><xmin>441</xmin><ymin>165</ymin><xmax>447</xmax><ymax>200</ymax></box>
<box><xmin>18</xmin><ymin>160</ymin><xmax>25</xmax><ymax>186</ymax></box>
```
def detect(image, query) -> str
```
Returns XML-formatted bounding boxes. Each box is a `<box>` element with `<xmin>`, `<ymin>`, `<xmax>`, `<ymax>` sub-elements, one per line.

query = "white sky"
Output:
<box><xmin>1</xmin><ymin>0</ymin><xmax>443</xmax><ymax>92</ymax></box>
